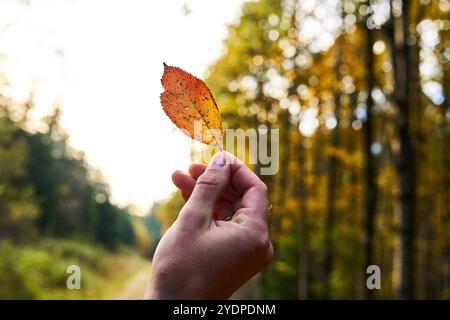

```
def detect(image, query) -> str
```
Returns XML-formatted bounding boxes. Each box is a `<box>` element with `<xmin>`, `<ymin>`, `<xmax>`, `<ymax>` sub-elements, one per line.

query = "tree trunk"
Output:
<box><xmin>322</xmin><ymin>43</ymin><xmax>342</xmax><ymax>299</ymax></box>
<box><xmin>390</xmin><ymin>0</ymin><xmax>416</xmax><ymax>299</ymax></box>
<box><xmin>362</xmin><ymin>12</ymin><xmax>377</xmax><ymax>300</ymax></box>
<box><xmin>296</xmin><ymin>139</ymin><xmax>310</xmax><ymax>299</ymax></box>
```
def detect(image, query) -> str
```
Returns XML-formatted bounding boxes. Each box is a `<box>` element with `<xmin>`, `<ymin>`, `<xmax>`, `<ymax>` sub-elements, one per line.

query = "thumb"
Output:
<box><xmin>180</xmin><ymin>152</ymin><xmax>230</xmax><ymax>225</ymax></box>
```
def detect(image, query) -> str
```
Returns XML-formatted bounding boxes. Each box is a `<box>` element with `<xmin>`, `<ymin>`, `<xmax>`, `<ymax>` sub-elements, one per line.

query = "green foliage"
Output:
<box><xmin>131</xmin><ymin>218</ymin><xmax>154</xmax><ymax>258</ymax></box>
<box><xmin>0</xmin><ymin>100</ymin><xmax>143</xmax><ymax>252</ymax></box>
<box><xmin>0</xmin><ymin>115</ymin><xmax>39</xmax><ymax>241</ymax></box>
<box><xmin>156</xmin><ymin>192</ymin><xmax>184</xmax><ymax>231</ymax></box>
<box><xmin>0</xmin><ymin>239</ymin><xmax>149</xmax><ymax>299</ymax></box>
<box><xmin>0</xmin><ymin>93</ymin><xmax>159</xmax><ymax>300</ymax></box>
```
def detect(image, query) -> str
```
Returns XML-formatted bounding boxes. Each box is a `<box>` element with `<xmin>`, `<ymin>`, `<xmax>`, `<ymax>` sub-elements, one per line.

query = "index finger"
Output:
<box><xmin>223</xmin><ymin>154</ymin><xmax>269</xmax><ymax>221</ymax></box>
<box><xmin>230</xmin><ymin>162</ymin><xmax>267</xmax><ymax>196</ymax></box>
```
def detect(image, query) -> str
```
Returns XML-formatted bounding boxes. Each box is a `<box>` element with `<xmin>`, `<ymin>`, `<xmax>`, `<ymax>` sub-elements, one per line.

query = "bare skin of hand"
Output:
<box><xmin>145</xmin><ymin>151</ymin><xmax>274</xmax><ymax>299</ymax></box>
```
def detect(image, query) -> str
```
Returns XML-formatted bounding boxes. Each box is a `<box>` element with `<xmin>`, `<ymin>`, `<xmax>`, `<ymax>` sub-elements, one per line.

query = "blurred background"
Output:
<box><xmin>0</xmin><ymin>0</ymin><xmax>449</xmax><ymax>299</ymax></box>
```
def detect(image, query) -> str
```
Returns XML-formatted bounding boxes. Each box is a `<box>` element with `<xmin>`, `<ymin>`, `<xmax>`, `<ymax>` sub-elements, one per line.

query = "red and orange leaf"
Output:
<box><xmin>160</xmin><ymin>63</ymin><xmax>223</xmax><ymax>146</ymax></box>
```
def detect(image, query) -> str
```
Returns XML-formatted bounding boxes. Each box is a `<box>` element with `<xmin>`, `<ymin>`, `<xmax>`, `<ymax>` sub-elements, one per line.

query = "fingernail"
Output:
<box><xmin>209</xmin><ymin>152</ymin><xmax>226</xmax><ymax>169</ymax></box>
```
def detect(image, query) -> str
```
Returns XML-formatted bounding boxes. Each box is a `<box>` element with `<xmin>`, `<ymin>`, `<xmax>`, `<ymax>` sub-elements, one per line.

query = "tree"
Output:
<box><xmin>387</xmin><ymin>0</ymin><xmax>417</xmax><ymax>299</ymax></box>
<box><xmin>362</xmin><ymin>1</ymin><xmax>377</xmax><ymax>299</ymax></box>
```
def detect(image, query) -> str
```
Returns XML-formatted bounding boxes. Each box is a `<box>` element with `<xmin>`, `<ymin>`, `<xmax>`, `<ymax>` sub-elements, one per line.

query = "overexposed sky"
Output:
<box><xmin>0</xmin><ymin>0</ymin><xmax>245</xmax><ymax>214</ymax></box>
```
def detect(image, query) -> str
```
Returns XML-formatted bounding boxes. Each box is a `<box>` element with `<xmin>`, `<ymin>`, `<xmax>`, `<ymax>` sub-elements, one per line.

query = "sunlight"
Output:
<box><xmin>299</xmin><ymin>107</ymin><xmax>319</xmax><ymax>137</ymax></box>
<box><xmin>0</xmin><ymin>0</ymin><xmax>245</xmax><ymax>214</ymax></box>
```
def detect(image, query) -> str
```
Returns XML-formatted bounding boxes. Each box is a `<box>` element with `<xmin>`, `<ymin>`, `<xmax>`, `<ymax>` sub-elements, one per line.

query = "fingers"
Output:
<box><xmin>236</xmin><ymin>184</ymin><xmax>269</xmax><ymax>223</ymax></box>
<box><xmin>172</xmin><ymin>164</ymin><xmax>239</xmax><ymax>202</ymax></box>
<box><xmin>213</xmin><ymin>198</ymin><xmax>234</xmax><ymax>221</ymax></box>
<box><xmin>173</xmin><ymin>152</ymin><xmax>269</xmax><ymax>225</ymax></box>
<box><xmin>172</xmin><ymin>168</ymin><xmax>242</xmax><ymax>222</ymax></box>
<box><xmin>172</xmin><ymin>170</ymin><xmax>195</xmax><ymax>190</ymax></box>
<box><xmin>229</xmin><ymin>160</ymin><xmax>269</xmax><ymax>223</ymax></box>
<box><xmin>172</xmin><ymin>170</ymin><xmax>195</xmax><ymax>201</ymax></box>
<box><xmin>189</xmin><ymin>163</ymin><xmax>207</xmax><ymax>178</ymax></box>
<box><xmin>229</xmin><ymin>162</ymin><xmax>266</xmax><ymax>196</ymax></box>
<box><xmin>179</xmin><ymin>152</ymin><xmax>231</xmax><ymax>226</ymax></box>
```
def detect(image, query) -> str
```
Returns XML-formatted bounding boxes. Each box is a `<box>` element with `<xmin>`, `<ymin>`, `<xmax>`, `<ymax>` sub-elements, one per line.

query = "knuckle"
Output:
<box><xmin>196</xmin><ymin>172</ymin><xmax>221</xmax><ymax>187</ymax></box>
<box><xmin>256</xmin><ymin>181</ymin><xmax>269</xmax><ymax>195</ymax></box>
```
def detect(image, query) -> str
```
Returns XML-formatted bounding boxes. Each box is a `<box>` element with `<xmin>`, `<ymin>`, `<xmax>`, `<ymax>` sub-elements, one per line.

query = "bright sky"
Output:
<box><xmin>0</xmin><ymin>0</ymin><xmax>244</xmax><ymax>214</ymax></box>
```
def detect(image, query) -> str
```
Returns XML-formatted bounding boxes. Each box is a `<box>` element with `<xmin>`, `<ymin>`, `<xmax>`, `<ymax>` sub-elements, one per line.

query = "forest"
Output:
<box><xmin>0</xmin><ymin>102</ymin><xmax>162</xmax><ymax>298</ymax></box>
<box><xmin>159</xmin><ymin>0</ymin><xmax>450</xmax><ymax>299</ymax></box>
<box><xmin>1</xmin><ymin>0</ymin><xmax>449</xmax><ymax>299</ymax></box>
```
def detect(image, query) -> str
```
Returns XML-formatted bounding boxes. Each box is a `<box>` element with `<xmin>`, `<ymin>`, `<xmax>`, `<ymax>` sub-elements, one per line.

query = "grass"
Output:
<box><xmin>0</xmin><ymin>239</ymin><xmax>150</xmax><ymax>299</ymax></box>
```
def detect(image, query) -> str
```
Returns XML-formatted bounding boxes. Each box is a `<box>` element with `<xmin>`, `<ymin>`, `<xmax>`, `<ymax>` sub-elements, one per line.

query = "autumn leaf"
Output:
<box><xmin>160</xmin><ymin>63</ymin><xmax>223</xmax><ymax>148</ymax></box>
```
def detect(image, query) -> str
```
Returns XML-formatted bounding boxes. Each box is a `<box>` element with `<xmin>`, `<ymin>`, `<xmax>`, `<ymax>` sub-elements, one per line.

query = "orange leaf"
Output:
<box><xmin>160</xmin><ymin>63</ymin><xmax>223</xmax><ymax>147</ymax></box>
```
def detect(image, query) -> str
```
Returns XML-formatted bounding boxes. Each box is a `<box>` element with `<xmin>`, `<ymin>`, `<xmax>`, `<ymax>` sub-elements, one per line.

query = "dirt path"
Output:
<box><xmin>113</xmin><ymin>264</ymin><xmax>152</xmax><ymax>300</ymax></box>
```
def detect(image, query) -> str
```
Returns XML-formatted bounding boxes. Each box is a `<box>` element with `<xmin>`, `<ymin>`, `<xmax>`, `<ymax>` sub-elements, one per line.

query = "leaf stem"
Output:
<box><xmin>215</xmin><ymin>142</ymin><xmax>223</xmax><ymax>152</ymax></box>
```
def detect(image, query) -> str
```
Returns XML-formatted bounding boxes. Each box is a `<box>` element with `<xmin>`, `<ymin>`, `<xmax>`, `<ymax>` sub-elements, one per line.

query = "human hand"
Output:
<box><xmin>145</xmin><ymin>151</ymin><xmax>274</xmax><ymax>299</ymax></box>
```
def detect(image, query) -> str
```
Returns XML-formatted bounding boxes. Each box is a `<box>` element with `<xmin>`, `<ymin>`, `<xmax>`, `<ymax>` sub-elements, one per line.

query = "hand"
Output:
<box><xmin>145</xmin><ymin>151</ymin><xmax>274</xmax><ymax>299</ymax></box>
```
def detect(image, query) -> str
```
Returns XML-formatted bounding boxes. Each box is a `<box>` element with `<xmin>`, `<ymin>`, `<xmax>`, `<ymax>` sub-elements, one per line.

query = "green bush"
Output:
<box><xmin>0</xmin><ymin>239</ymin><xmax>148</xmax><ymax>299</ymax></box>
